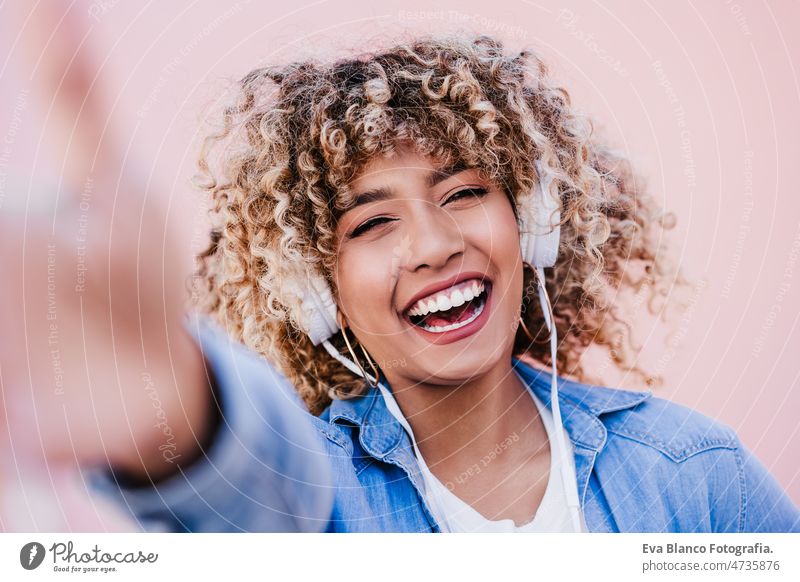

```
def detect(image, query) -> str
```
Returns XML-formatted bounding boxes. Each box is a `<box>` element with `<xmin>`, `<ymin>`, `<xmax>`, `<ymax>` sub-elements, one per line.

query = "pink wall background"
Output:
<box><xmin>1</xmin><ymin>0</ymin><xmax>798</xmax><ymax>527</ymax></box>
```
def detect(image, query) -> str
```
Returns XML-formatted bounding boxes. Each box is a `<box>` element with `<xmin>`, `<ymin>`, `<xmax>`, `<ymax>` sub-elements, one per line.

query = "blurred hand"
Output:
<box><xmin>0</xmin><ymin>190</ymin><xmax>208</xmax><ymax>479</ymax></box>
<box><xmin>0</xmin><ymin>1</ymin><xmax>210</xmax><ymax>484</ymax></box>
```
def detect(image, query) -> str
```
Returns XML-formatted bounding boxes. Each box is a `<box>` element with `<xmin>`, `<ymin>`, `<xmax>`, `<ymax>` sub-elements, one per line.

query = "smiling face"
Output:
<box><xmin>333</xmin><ymin>146</ymin><xmax>525</xmax><ymax>389</ymax></box>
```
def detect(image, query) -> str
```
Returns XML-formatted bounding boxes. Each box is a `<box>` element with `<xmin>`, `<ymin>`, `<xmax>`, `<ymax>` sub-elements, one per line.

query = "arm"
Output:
<box><xmin>2</xmin><ymin>2</ymin><xmax>332</xmax><ymax>531</ymax></box>
<box><xmin>87</xmin><ymin>314</ymin><xmax>334</xmax><ymax>532</ymax></box>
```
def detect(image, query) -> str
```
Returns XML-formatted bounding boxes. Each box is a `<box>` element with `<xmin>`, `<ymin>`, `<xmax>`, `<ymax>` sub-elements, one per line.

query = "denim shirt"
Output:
<box><xmin>90</xmin><ymin>317</ymin><xmax>800</xmax><ymax>533</ymax></box>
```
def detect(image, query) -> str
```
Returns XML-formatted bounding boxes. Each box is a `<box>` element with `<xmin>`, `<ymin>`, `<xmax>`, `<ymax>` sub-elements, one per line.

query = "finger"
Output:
<box><xmin>14</xmin><ymin>1</ymin><xmax>128</xmax><ymax>203</ymax></box>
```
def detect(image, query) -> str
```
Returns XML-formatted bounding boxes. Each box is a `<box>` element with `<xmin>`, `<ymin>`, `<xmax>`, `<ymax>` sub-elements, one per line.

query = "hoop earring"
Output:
<box><xmin>519</xmin><ymin>261</ymin><xmax>549</xmax><ymax>344</ymax></box>
<box><xmin>359</xmin><ymin>343</ymin><xmax>381</xmax><ymax>384</ymax></box>
<box><xmin>337</xmin><ymin>311</ymin><xmax>380</xmax><ymax>389</ymax></box>
<box><xmin>519</xmin><ymin>316</ymin><xmax>536</xmax><ymax>342</ymax></box>
<box><xmin>529</xmin><ymin>264</ymin><xmax>555</xmax><ymax>321</ymax></box>
<box><xmin>523</xmin><ymin>260</ymin><xmax>548</xmax><ymax>296</ymax></box>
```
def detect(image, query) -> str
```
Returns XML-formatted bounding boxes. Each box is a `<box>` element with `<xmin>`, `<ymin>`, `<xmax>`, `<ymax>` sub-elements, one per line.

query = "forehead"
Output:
<box><xmin>351</xmin><ymin>150</ymin><xmax>439</xmax><ymax>184</ymax></box>
<box><xmin>349</xmin><ymin>145</ymin><xmax>476</xmax><ymax>189</ymax></box>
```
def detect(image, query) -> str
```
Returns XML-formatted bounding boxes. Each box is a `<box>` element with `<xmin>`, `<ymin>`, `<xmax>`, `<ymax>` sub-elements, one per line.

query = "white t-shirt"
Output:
<box><xmin>376</xmin><ymin>372</ymin><xmax>585</xmax><ymax>532</ymax></box>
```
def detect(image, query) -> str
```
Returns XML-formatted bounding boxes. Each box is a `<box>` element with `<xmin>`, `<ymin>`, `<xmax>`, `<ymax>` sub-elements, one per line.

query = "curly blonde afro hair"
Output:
<box><xmin>194</xmin><ymin>34</ymin><xmax>677</xmax><ymax>415</ymax></box>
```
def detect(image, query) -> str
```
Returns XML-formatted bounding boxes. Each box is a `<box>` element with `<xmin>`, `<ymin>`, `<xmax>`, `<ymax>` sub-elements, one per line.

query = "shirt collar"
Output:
<box><xmin>328</xmin><ymin>387</ymin><xmax>405</xmax><ymax>460</ymax></box>
<box><xmin>327</xmin><ymin>357</ymin><xmax>652</xmax><ymax>457</ymax></box>
<box><xmin>511</xmin><ymin>357</ymin><xmax>651</xmax><ymax>449</ymax></box>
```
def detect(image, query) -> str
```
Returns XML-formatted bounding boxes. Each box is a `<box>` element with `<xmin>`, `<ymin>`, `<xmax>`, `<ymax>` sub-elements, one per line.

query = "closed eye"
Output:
<box><xmin>349</xmin><ymin>216</ymin><xmax>396</xmax><ymax>238</ymax></box>
<box><xmin>348</xmin><ymin>188</ymin><xmax>488</xmax><ymax>238</ymax></box>
<box><xmin>445</xmin><ymin>187</ymin><xmax>489</xmax><ymax>205</ymax></box>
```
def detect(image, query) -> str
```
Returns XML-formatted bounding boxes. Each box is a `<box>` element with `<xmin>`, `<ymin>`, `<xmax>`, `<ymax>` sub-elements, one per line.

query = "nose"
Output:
<box><xmin>402</xmin><ymin>203</ymin><xmax>465</xmax><ymax>272</ymax></box>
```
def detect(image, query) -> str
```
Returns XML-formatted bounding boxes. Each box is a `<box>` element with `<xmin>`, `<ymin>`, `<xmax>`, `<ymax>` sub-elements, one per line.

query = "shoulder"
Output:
<box><xmin>549</xmin><ymin>370</ymin><xmax>739</xmax><ymax>462</ymax></box>
<box><xmin>600</xmin><ymin>394</ymin><xmax>738</xmax><ymax>462</ymax></box>
<box><xmin>589</xmin><ymin>391</ymin><xmax>799</xmax><ymax>532</ymax></box>
<box><xmin>584</xmin><ymin>391</ymin><xmax>744</xmax><ymax>531</ymax></box>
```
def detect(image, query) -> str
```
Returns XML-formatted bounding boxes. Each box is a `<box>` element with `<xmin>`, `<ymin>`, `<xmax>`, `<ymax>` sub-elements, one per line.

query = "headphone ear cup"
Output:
<box><xmin>519</xmin><ymin>160</ymin><xmax>561</xmax><ymax>268</ymax></box>
<box><xmin>294</xmin><ymin>272</ymin><xmax>340</xmax><ymax>346</ymax></box>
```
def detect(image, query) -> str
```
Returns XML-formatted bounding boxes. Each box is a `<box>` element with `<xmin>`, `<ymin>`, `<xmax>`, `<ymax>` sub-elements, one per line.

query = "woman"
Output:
<box><xmin>90</xmin><ymin>35</ymin><xmax>798</xmax><ymax>532</ymax></box>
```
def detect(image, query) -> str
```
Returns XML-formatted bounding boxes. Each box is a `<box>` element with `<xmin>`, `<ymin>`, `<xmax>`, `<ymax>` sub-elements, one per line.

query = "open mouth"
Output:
<box><xmin>405</xmin><ymin>279</ymin><xmax>491</xmax><ymax>334</ymax></box>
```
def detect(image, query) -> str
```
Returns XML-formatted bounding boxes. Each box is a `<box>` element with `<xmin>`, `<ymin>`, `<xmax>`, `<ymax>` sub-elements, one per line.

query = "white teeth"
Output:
<box><xmin>418</xmin><ymin>296</ymin><xmax>486</xmax><ymax>333</ymax></box>
<box><xmin>407</xmin><ymin>279</ymin><xmax>486</xmax><ymax>317</ymax></box>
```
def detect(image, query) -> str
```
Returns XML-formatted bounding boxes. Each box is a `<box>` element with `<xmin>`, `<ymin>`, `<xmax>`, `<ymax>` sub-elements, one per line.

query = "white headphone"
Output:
<box><xmin>289</xmin><ymin>159</ymin><xmax>581</xmax><ymax>532</ymax></box>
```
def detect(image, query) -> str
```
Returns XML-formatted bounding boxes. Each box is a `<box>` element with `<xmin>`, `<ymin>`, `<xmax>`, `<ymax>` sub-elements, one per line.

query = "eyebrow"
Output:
<box><xmin>426</xmin><ymin>162</ymin><xmax>470</xmax><ymax>188</ymax></box>
<box><xmin>349</xmin><ymin>163</ymin><xmax>472</xmax><ymax>210</ymax></box>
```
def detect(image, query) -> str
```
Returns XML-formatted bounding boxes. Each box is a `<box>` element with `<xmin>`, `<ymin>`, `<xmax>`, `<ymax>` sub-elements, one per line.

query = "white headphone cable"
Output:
<box><xmin>535</xmin><ymin>266</ymin><xmax>583</xmax><ymax>533</ymax></box>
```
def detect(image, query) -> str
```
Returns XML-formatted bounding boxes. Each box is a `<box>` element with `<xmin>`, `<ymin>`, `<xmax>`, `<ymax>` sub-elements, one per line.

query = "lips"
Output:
<box><xmin>410</xmin><ymin>282</ymin><xmax>489</xmax><ymax>329</ymax></box>
<box><xmin>407</xmin><ymin>279</ymin><xmax>485</xmax><ymax>318</ymax></box>
<box><xmin>401</xmin><ymin>271</ymin><xmax>492</xmax><ymax>317</ymax></box>
<box><xmin>404</xmin><ymin>280</ymin><xmax>493</xmax><ymax>344</ymax></box>
<box><xmin>399</xmin><ymin>270</ymin><xmax>494</xmax><ymax>345</ymax></box>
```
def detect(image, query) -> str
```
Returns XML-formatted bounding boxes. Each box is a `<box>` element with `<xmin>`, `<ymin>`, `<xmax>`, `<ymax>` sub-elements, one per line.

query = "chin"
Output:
<box><xmin>418</xmin><ymin>348</ymin><xmax>506</xmax><ymax>384</ymax></box>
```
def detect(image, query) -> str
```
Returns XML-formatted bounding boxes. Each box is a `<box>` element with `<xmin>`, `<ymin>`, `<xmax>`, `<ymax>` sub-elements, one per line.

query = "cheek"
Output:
<box><xmin>498</xmin><ymin>210</ymin><xmax>523</xmax><ymax>259</ymax></box>
<box><xmin>333</xmin><ymin>245</ymin><xmax>396</xmax><ymax>331</ymax></box>
<box><xmin>466</xmin><ymin>195</ymin><xmax>522</xmax><ymax>264</ymax></box>
<box><xmin>468</xmin><ymin>196</ymin><xmax>524</xmax><ymax>313</ymax></box>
